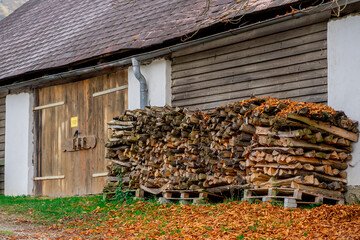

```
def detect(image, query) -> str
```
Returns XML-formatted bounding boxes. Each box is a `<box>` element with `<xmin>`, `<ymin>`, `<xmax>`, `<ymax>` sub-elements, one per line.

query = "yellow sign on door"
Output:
<box><xmin>71</xmin><ymin>116</ymin><xmax>78</xmax><ymax>128</ymax></box>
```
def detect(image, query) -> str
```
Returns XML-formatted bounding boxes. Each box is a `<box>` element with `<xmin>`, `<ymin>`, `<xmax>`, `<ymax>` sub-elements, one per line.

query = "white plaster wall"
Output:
<box><xmin>328</xmin><ymin>14</ymin><xmax>360</xmax><ymax>185</ymax></box>
<box><xmin>5</xmin><ymin>93</ymin><xmax>34</xmax><ymax>195</ymax></box>
<box><xmin>128</xmin><ymin>58</ymin><xmax>171</xmax><ymax>109</ymax></box>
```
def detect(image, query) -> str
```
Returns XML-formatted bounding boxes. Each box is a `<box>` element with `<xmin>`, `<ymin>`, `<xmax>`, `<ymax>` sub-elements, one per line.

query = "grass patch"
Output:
<box><xmin>0</xmin><ymin>230</ymin><xmax>13</xmax><ymax>237</ymax></box>
<box><xmin>0</xmin><ymin>195</ymin><xmax>117</xmax><ymax>226</ymax></box>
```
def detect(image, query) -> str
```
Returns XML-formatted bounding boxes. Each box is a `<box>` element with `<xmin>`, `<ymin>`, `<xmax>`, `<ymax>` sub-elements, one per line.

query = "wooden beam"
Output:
<box><xmin>93</xmin><ymin>85</ymin><xmax>128</xmax><ymax>97</ymax></box>
<box><xmin>291</xmin><ymin>182</ymin><xmax>343</xmax><ymax>199</ymax></box>
<box><xmin>140</xmin><ymin>184</ymin><xmax>170</xmax><ymax>195</ymax></box>
<box><xmin>287</xmin><ymin>113</ymin><xmax>359</xmax><ymax>142</ymax></box>
<box><xmin>295</xmin><ymin>170</ymin><xmax>347</xmax><ymax>184</ymax></box>
<box><xmin>33</xmin><ymin>175</ymin><xmax>65</xmax><ymax>181</ymax></box>
<box><xmin>205</xmin><ymin>184</ymin><xmax>249</xmax><ymax>193</ymax></box>
<box><xmin>92</xmin><ymin>172</ymin><xmax>108</xmax><ymax>178</ymax></box>
<box><xmin>33</xmin><ymin>101</ymin><xmax>64</xmax><ymax>111</ymax></box>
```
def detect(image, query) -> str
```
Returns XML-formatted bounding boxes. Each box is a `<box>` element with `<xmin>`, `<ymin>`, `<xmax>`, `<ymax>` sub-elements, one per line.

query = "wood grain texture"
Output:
<box><xmin>172</xmin><ymin>23</ymin><xmax>327</xmax><ymax>66</ymax></box>
<box><xmin>172</xmin><ymin>35</ymin><xmax>326</xmax><ymax>77</ymax></box>
<box><xmin>171</xmin><ymin>14</ymin><xmax>328</xmax><ymax>110</ymax></box>
<box><xmin>35</xmin><ymin>70</ymin><xmax>128</xmax><ymax>196</ymax></box>
<box><xmin>172</xmin><ymin>11</ymin><xmax>330</xmax><ymax>58</ymax></box>
<box><xmin>174</xmin><ymin>86</ymin><xmax>327</xmax><ymax>111</ymax></box>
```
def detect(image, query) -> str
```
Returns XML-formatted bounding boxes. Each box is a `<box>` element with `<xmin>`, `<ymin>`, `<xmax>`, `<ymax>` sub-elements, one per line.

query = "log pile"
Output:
<box><xmin>104</xmin><ymin>104</ymin><xmax>249</xmax><ymax>195</ymax></box>
<box><xmin>104</xmin><ymin>97</ymin><xmax>358</xmax><ymax>201</ymax></box>
<box><xmin>239</xmin><ymin>98</ymin><xmax>358</xmax><ymax>197</ymax></box>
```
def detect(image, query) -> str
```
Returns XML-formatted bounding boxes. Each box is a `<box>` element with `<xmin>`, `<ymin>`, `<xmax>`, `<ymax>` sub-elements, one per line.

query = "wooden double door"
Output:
<box><xmin>35</xmin><ymin>70</ymin><xmax>128</xmax><ymax>196</ymax></box>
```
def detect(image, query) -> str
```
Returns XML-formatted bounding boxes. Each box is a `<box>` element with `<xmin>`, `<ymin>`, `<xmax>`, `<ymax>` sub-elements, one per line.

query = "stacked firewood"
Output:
<box><xmin>104</xmin><ymin>109</ymin><xmax>140</xmax><ymax>195</ymax></box>
<box><xmin>104</xmin><ymin>104</ymin><xmax>248</xmax><ymax>194</ymax></box>
<box><xmin>104</xmin><ymin>97</ymin><xmax>358</xmax><ymax>199</ymax></box>
<box><xmin>239</xmin><ymin>98</ymin><xmax>358</xmax><ymax>196</ymax></box>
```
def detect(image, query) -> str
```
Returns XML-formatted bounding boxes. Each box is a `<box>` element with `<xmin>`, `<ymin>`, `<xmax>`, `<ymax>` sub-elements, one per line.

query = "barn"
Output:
<box><xmin>0</xmin><ymin>0</ymin><xmax>360</xmax><ymax>200</ymax></box>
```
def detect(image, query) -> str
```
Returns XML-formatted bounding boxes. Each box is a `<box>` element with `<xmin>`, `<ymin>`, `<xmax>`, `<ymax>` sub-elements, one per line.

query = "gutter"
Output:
<box><xmin>132</xmin><ymin>58</ymin><xmax>148</xmax><ymax>109</ymax></box>
<box><xmin>0</xmin><ymin>0</ymin><xmax>355</xmax><ymax>92</ymax></box>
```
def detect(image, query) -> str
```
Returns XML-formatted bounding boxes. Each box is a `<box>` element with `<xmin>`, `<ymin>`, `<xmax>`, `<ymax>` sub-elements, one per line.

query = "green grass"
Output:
<box><xmin>0</xmin><ymin>230</ymin><xmax>13</xmax><ymax>237</ymax></box>
<box><xmin>0</xmin><ymin>195</ymin><xmax>117</xmax><ymax>226</ymax></box>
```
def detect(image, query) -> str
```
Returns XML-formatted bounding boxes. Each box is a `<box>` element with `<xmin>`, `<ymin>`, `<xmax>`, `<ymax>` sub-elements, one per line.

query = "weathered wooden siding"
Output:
<box><xmin>171</xmin><ymin>12</ymin><xmax>330</xmax><ymax>110</ymax></box>
<box><xmin>35</xmin><ymin>70</ymin><xmax>128</xmax><ymax>196</ymax></box>
<box><xmin>0</xmin><ymin>91</ymin><xmax>6</xmax><ymax>195</ymax></box>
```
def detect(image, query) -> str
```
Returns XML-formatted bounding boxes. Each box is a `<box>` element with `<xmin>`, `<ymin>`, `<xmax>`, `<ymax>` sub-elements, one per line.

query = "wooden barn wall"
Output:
<box><xmin>0</xmin><ymin>91</ymin><xmax>6</xmax><ymax>195</ymax></box>
<box><xmin>171</xmin><ymin>12</ymin><xmax>330</xmax><ymax>110</ymax></box>
<box><xmin>35</xmin><ymin>70</ymin><xmax>128</xmax><ymax>196</ymax></box>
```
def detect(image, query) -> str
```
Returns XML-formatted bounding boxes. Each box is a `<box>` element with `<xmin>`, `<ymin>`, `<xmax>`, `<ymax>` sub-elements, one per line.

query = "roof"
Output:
<box><xmin>0</xmin><ymin>0</ymin><xmax>301</xmax><ymax>81</ymax></box>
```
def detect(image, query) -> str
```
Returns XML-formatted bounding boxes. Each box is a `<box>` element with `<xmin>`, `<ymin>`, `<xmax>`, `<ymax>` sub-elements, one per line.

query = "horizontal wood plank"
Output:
<box><xmin>0</xmin><ymin>91</ymin><xmax>7</xmax><ymax>98</ymax></box>
<box><xmin>172</xmin><ymin>11</ymin><xmax>330</xmax><ymax>58</ymax></box>
<box><xmin>0</xmin><ymin>128</ymin><xmax>5</xmax><ymax>136</ymax></box>
<box><xmin>174</xmin><ymin>86</ymin><xmax>327</xmax><ymax>110</ymax></box>
<box><xmin>295</xmin><ymin>94</ymin><xmax>327</xmax><ymax>104</ymax></box>
<box><xmin>92</xmin><ymin>172</ymin><xmax>108</xmax><ymax>178</ymax></box>
<box><xmin>0</xmin><ymin>143</ymin><xmax>4</xmax><ymax>151</ymax></box>
<box><xmin>173</xmin><ymin>51</ymin><xmax>326</xmax><ymax>85</ymax></box>
<box><xmin>173</xmin><ymin>77</ymin><xmax>327</xmax><ymax>101</ymax></box>
<box><xmin>178</xmin><ymin>93</ymin><xmax>328</xmax><ymax>111</ymax></box>
<box><xmin>93</xmin><ymin>85</ymin><xmax>128</xmax><ymax>97</ymax></box>
<box><xmin>172</xmin><ymin>68</ymin><xmax>327</xmax><ymax>94</ymax></box>
<box><xmin>0</xmin><ymin>97</ymin><xmax>5</xmax><ymax>106</ymax></box>
<box><xmin>173</xmin><ymin>22</ymin><xmax>327</xmax><ymax>65</ymax></box>
<box><xmin>171</xmin><ymin>13</ymin><xmax>329</xmax><ymax>112</ymax></box>
<box><xmin>0</xmin><ymin>112</ymin><xmax>5</xmax><ymax>121</ymax></box>
<box><xmin>33</xmin><ymin>101</ymin><xmax>65</xmax><ymax>111</ymax></box>
<box><xmin>173</xmin><ymin>79</ymin><xmax>327</xmax><ymax>106</ymax></box>
<box><xmin>173</xmin><ymin>31</ymin><xmax>326</xmax><ymax>72</ymax></box>
<box><xmin>173</xmin><ymin>58</ymin><xmax>327</xmax><ymax>87</ymax></box>
<box><xmin>0</xmin><ymin>105</ymin><xmax>5</xmax><ymax>113</ymax></box>
<box><xmin>173</xmin><ymin>40</ymin><xmax>326</xmax><ymax>79</ymax></box>
<box><xmin>34</xmin><ymin>175</ymin><xmax>65</xmax><ymax>181</ymax></box>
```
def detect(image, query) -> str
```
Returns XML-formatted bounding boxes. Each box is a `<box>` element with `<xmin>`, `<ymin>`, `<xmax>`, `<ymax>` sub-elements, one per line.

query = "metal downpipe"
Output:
<box><xmin>131</xmin><ymin>58</ymin><xmax>148</xmax><ymax>109</ymax></box>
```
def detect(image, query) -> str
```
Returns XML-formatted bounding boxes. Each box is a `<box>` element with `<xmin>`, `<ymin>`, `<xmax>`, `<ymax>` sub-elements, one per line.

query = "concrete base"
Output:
<box><xmin>157</xmin><ymin>197</ymin><xmax>171</xmax><ymax>204</ymax></box>
<box><xmin>284</xmin><ymin>198</ymin><xmax>297</xmax><ymax>208</ymax></box>
<box><xmin>344</xmin><ymin>186</ymin><xmax>360</xmax><ymax>204</ymax></box>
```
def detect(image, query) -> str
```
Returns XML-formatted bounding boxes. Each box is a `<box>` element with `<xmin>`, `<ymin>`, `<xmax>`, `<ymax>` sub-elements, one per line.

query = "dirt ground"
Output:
<box><xmin>0</xmin><ymin>211</ymin><xmax>62</xmax><ymax>240</ymax></box>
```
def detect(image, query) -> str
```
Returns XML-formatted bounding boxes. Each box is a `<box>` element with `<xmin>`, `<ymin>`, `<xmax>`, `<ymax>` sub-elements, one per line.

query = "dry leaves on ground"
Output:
<box><xmin>44</xmin><ymin>201</ymin><xmax>360</xmax><ymax>240</ymax></box>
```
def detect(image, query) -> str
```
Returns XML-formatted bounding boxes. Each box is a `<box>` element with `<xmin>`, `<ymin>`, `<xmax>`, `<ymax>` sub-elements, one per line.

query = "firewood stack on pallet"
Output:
<box><xmin>239</xmin><ymin>98</ymin><xmax>358</xmax><ymax>205</ymax></box>
<box><xmin>104</xmin><ymin>97</ymin><xmax>358</xmax><ymax>205</ymax></box>
<box><xmin>104</xmin><ymin>105</ymin><xmax>246</xmax><ymax>199</ymax></box>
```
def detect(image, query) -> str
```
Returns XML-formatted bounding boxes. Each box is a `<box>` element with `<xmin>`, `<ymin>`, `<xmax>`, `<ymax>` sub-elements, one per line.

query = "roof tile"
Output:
<box><xmin>0</xmin><ymin>0</ymin><xmax>300</xmax><ymax>80</ymax></box>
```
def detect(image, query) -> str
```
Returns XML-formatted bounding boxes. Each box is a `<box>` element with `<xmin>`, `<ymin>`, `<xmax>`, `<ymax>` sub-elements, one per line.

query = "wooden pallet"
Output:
<box><xmin>161</xmin><ymin>190</ymin><xmax>224</xmax><ymax>204</ymax></box>
<box><xmin>244</xmin><ymin>187</ymin><xmax>344</xmax><ymax>208</ymax></box>
<box><xmin>103</xmin><ymin>188</ymin><xmax>145</xmax><ymax>201</ymax></box>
